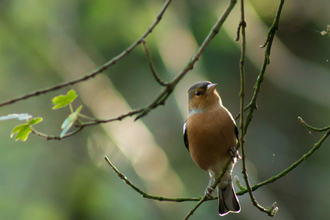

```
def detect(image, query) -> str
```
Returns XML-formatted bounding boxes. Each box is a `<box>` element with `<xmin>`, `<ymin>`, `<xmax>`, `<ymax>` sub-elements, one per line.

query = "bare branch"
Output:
<box><xmin>142</xmin><ymin>40</ymin><xmax>168</xmax><ymax>86</ymax></box>
<box><xmin>298</xmin><ymin>117</ymin><xmax>330</xmax><ymax>132</ymax></box>
<box><xmin>134</xmin><ymin>0</ymin><xmax>238</xmax><ymax>121</ymax></box>
<box><xmin>243</xmin><ymin>0</ymin><xmax>285</xmax><ymax>135</ymax></box>
<box><xmin>104</xmin><ymin>126</ymin><xmax>330</xmax><ymax>203</ymax></box>
<box><xmin>234</xmin><ymin>104</ymin><xmax>253</xmax><ymax>120</ymax></box>
<box><xmin>103</xmin><ymin>125</ymin><xmax>330</xmax><ymax>220</ymax></box>
<box><xmin>104</xmin><ymin>156</ymin><xmax>201</xmax><ymax>202</ymax></box>
<box><xmin>236</xmin><ymin>0</ymin><xmax>285</xmax><ymax>216</ymax></box>
<box><xmin>0</xmin><ymin>0</ymin><xmax>172</xmax><ymax>108</ymax></box>
<box><xmin>237</xmin><ymin>128</ymin><xmax>330</xmax><ymax>196</ymax></box>
<box><xmin>31</xmin><ymin>127</ymin><xmax>83</xmax><ymax>140</ymax></box>
<box><xmin>235</xmin><ymin>0</ymin><xmax>276</xmax><ymax>216</ymax></box>
<box><xmin>183</xmin><ymin>158</ymin><xmax>232</xmax><ymax>220</ymax></box>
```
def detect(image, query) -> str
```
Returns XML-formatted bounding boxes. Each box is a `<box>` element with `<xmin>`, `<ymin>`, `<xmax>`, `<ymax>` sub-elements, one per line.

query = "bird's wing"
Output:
<box><xmin>234</xmin><ymin>124</ymin><xmax>239</xmax><ymax>140</ymax></box>
<box><xmin>183</xmin><ymin>120</ymin><xmax>189</xmax><ymax>151</ymax></box>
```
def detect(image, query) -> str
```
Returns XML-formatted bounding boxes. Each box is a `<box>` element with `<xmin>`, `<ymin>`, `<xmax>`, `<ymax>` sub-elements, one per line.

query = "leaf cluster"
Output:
<box><xmin>0</xmin><ymin>89</ymin><xmax>84</xmax><ymax>141</ymax></box>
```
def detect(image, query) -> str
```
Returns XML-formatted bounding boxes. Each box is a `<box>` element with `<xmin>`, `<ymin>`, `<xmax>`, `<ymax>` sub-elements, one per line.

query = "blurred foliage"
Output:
<box><xmin>1</xmin><ymin>0</ymin><xmax>330</xmax><ymax>220</ymax></box>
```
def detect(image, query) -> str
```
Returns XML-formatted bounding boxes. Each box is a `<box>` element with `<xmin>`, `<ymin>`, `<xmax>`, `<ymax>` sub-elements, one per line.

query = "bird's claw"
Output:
<box><xmin>205</xmin><ymin>187</ymin><xmax>215</xmax><ymax>198</ymax></box>
<box><xmin>230</xmin><ymin>148</ymin><xmax>241</xmax><ymax>160</ymax></box>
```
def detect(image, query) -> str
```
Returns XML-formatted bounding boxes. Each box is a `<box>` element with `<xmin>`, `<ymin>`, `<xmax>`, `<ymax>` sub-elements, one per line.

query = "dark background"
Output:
<box><xmin>0</xmin><ymin>0</ymin><xmax>329</xmax><ymax>219</ymax></box>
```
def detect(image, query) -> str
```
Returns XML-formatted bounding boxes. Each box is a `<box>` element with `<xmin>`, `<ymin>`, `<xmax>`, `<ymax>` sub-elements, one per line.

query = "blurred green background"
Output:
<box><xmin>1</xmin><ymin>0</ymin><xmax>330</xmax><ymax>219</ymax></box>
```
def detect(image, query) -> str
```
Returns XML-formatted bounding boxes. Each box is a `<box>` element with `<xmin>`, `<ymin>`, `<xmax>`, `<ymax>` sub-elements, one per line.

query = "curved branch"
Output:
<box><xmin>134</xmin><ymin>0</ymin><xmax>238</xmax><ymax>121</ymax></box>
<box><xmin>104</xmin><ymin>156</ymin><xmax>202</xmax><ymax>202</ymax></box>
<box><xmin>104</xmin><ymin>128</ymin><xmax>330</xmax><ymax>206</ymax></box>
<box><xmin>142</xmin><ymin>40</ymin><xmax>168</xmax><ymax>86</ymax></box>
<box><xmin>31</xmin><ymin>108</ymin><xmax>144</xmax><ymax>140</ymax></box>
<box><xmin>0</xmin><ymin>0</ymin><xmax>172</xmax><ymax>108</ymax></box>
<box><xmin>243</xmin><ymin>0</ymin><xmax>285</xmax><ymax>135</ymax></box>
<box><xmin>237</xmin><ymin>128</ymin><xmax>330</xmax><ymax>195</ymax></box>
<box><xmin>183</xmin><ymin>158</ymin><xmax>232</xmax><ymax>220</ymax></box>
<box><xmin>2</xmin><ymin>0</ymin><xmax>237</xmax><ymax>142</ymax></box>
<box><xmin>236</xmin><ymin>0</ymin><xmax>278</xmax><ymax>215</ymax></box>
<box><xmin>298</xmin><ymin>117</ymin><xmax>330</xmax><ymax>132</ymax></box>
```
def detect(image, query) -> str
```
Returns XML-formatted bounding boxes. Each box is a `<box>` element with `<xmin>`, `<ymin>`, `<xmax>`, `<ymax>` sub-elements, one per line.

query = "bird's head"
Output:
<box><xmin>187</xmin><ymin>81</ymin><xmax>222</xmax><ymax>113</ymax></box>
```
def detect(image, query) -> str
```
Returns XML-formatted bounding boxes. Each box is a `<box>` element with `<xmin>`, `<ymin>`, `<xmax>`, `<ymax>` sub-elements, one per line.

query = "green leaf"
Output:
<box><xmin>11</xmin><ymin>124</ymin><xmax>32</xmax><ymax>141</ymax></box>
<box><xmin>52</xmin><ymin>89</ymin><xmax>78</xmax><ymax>109</ymax></box>
<box><xmin>28</xmin><ymin>117</ymin><xmax>43</xmax><ymax>125</ymax></box>
<box><xmin>0</xmin><ymin>113</ymin><xmax>32</xmax><ymax>121</ymax></box>
<box><xmin>9</xmin><ymin>117</ymin><xmax>43</xmax><ymax>141</ymax></box>
<box><xmin>60</xmin><ymin>105</ymin><xmax>82</xmax><ymax>138</ymax></box>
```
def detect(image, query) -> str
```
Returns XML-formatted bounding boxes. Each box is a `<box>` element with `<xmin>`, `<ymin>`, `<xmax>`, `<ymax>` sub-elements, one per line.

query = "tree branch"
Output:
<box><xmin>0</xmin><ymin>0</ymin><xmax>172</xmax><ymax>108</ymax></box>
<box><xmin>2</xmin><ymin>0</ymin><xmax>237</xmax><ymax>140</ymax></box>
<box><xmin>237</xmin><ymin>127</ymin><xmax>330</xmax><ymax>195</ymax></box>
<box><xmin>30</xmin><ymin>109</ymin><xmax>144</xmax><ymax>140</ymax></box>
<box><xmin>104</xmin><ymin>126</ymin><xmax>330</xmax><ymax>211</ymax></box>
<box><xmin>134</xmin><ymin>0</ymin><xmax>238</xmax><ymax>121</ymax></box>
<box><xmin>104</xmin><ymin>155</ymin><xmax>201</xmax><ymax>202</ymax></box>
<box><xmin>183</xmin><ymin>158</ymin><xmax>232</xmax><ymax>220</ymax></box>
<box><xmin>142</xmin><ymin>40</ymin><xmax>168</xmax><ymax>86</ymax></box>
<box><xmin>243</xmin><ymin>0</ymin><xmax>285</xmax><ymax>135</ymax></box>
<box><xmin>236</xmin><ymin>0</ymin><xmax>285</xmax><ymax>216</ymax></box>
<box><xmin>298</xmin><ymin>117</ymin><xmax>330</xmax><ymax>132</ymax></box>
<box><xmin>235</xmin><ymin>0</ymin><xmax>276</xmax><ymax>216</ymax></box>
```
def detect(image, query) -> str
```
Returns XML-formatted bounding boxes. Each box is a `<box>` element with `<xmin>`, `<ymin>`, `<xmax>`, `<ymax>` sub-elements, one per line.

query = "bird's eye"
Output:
<box><xmin>195</xmin><ymin>91</ymin><xmax>202</xmax><ymax>96</ymax></box>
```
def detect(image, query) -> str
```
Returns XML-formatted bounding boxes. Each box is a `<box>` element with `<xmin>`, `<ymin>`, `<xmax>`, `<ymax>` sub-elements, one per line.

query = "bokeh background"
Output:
<box><xmin>1</xmin><ymin>0</ymin><xmax>330</xmax><ymax>219</ymax></box>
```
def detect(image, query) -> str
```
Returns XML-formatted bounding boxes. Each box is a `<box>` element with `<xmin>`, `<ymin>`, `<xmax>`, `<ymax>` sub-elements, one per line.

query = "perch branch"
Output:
<box><xmin>183</xmin><ymin>158</ymin><xmax>232</xmax><ymax>220</ymax></box>
<box><xmin>104</xmin><ymin>126</ymin><xmax>330</xmax><ymax>211</ymax></box>
<box><xmin>236</xmin><ymin>0</ymin><xmax>277</xmax><ymax>216</ymax></box>
<box><xmin>104</xmin><ymin>156</ymin><xmax>201</xmax><ymax>202</ymax></box>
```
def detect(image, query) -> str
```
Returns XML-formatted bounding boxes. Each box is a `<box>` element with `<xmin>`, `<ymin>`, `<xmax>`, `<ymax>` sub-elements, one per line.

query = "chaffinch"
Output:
<box><xmin>183</xmin><ymin>81</ymin><xmax>240</xmax><ymax>216</ymax></box>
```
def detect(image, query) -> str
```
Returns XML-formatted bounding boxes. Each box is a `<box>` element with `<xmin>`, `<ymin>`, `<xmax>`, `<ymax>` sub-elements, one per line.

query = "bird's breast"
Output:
<box><xmin>186</xmin><ymin>107</ymin><xmax>236</xmax><ymax>172</ymax></box>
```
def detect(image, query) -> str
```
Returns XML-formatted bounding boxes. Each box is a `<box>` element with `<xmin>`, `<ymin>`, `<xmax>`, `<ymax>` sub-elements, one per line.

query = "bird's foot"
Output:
<box><xmin>229</xmin><ymin>148</ymin><xmax>241</xmax><ymax>160</ymax></box>
<box><xmin>204</xmin><ymin>187</ymin><xmax>215</xmax><ymax>198</ymax></box>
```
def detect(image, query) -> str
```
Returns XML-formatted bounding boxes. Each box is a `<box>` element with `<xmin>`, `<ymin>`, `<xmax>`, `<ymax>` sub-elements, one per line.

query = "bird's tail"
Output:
<box><xmin>218</xmin><ymin>182</ymin><xmax>240</xmax><ymax>216</ymax></box>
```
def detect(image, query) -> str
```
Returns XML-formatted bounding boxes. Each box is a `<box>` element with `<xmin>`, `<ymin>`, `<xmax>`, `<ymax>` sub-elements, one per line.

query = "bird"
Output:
<box><xmin>183</xmin><ymin>81</ymin><xmax>240</xmax><ymax>216</ymax></box>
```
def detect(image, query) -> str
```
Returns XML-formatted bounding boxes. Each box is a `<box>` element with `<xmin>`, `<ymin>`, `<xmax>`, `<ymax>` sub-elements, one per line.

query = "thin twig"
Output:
<box><xmin>234</xmin><ymin>22</ymin><xmax>243</xmax><ymax>42</ymax></box>
<box><xmin>142</xmin><ymin>40</ymin><xmax>168</xmax><ymax>86</ymax></box>
<box><xmin>134</xmin><ymin>0</ymin><xmax>238</xmax><ymax>121</ymax></box>
<box><xmin>31</xmin><ymin>108</ymin><xmax>144</xmax><ymax>140</ymax></box>
<box><xmin>104</xmin><ymin>127</ymin><xmax>330</xmax><ymax>209</ymax></box>
<box><xmin>236</xmin><ymin>0</ymin><xmax>273</xmax><ymax>216</ymax></box>
<box><xmin>31</xmin><ymin>126</ymin><xmax>83</xmax><ymax>140</ymax></box>
<box><xmin>237</xmin><ymin>0</ymin><xmax>246</xmax><ymax>148</ymax></box>
<box><xmin>237</xmin><ymin>0</ymin><xmax>282</xmax><ymax>216</ymax></box>
<box><xmin>104</xmin><ymin>156</ymin><xmax>202</xmax><ymax>202</ymax></box>
<box><xmin>0</xmin><ymin>0</ymin><xmax>172</xmax><ymax>108</ymax></box>
<box><xmin>31</xmin><ymin>0</ymin><xmax>236</xmax><ymax>139</ymax></box>
<box><xmin>243</xmin><ymin>0</ymin><xmax>285</xmax><ymax>135</ymax></box>
<box><xmin>183</xmin><ymin>158</ymin><xmax>232</xmax><ymax>220</ymax></box>
<box><xmin>298</xmin><ymin>117</ymin><xmax>330</xmax><ymax>132</ymax></box>
<box><xmin>3</xmin><ymin>0</ymin><xmax>236</xmax><ymax>140</ymax></box>
<box><xmin>82</xmin><ymin>108</ymin><xmax>144</xmax><ymax>126</ymax></box>
<box><xmin>237</xmin><ymin>0</ymin><xmax>249</xmax><ymax>209</ymax></box>
<box><xmin>260</xmin><ymin>0</ymin><xmax>284</xmax><ymax>50</ymax></box>
<box><xmin>234</xmin><ymin>103</ymin><xmax>253</xmax><ymax>120</ymax></box>
<box><xmin>237</xmin><ymin>128</ymin><xmax>330</xmax><ymax>196</ymax></box>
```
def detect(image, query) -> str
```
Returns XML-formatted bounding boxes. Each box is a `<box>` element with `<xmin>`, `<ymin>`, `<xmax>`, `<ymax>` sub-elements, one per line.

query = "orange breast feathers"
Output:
<box><xmin>186</xmin><ymin>106</ymin><xmax>237</xmax><ymax>173</ymax></box>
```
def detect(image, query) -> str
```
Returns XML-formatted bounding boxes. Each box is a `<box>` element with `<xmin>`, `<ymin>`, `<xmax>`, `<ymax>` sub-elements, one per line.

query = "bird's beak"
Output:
<box><xmin>206</xmin><ymin>83</ymin><xmax>217</xmax><ymax>94</ymax></box>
